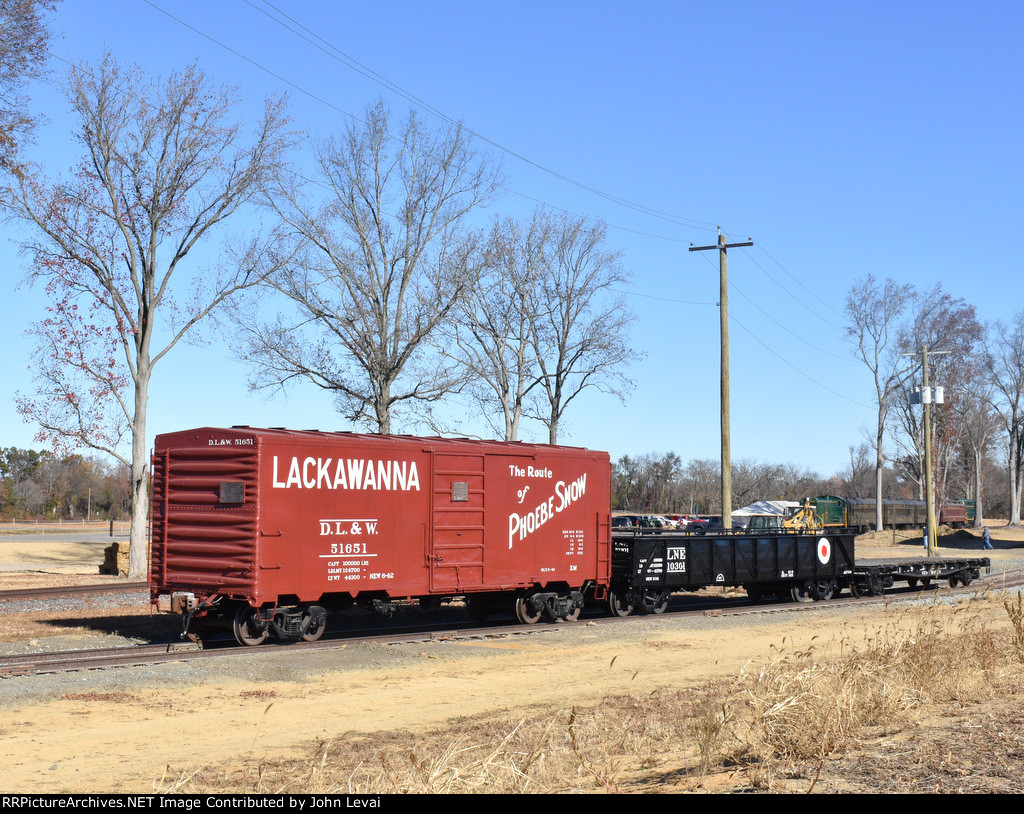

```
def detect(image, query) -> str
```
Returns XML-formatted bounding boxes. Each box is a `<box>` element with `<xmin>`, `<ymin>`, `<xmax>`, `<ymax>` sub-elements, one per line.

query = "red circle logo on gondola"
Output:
<box><xmin>817</xmin><ymin>537</ymin><xmax>831</xmax><ymax>564</ymax></box>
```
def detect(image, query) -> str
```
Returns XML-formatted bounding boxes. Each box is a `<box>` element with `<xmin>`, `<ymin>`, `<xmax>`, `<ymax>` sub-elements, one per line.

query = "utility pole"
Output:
<box><xmin>907</xmin><ymin>345</ymin><xmax>948</xmax><ymax>556</ymax></box>
<box><xmin>689</xmin><ymin>231</ymin><xmax>753</xmax><ymax>530</ymax></box>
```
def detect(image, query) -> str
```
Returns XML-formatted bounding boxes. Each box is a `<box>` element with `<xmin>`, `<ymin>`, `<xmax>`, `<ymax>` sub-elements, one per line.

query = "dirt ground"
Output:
<box><xmin>0</xmin><ymin>522</ymin><xmax>1021</xmax><ymax>794</ymax></box>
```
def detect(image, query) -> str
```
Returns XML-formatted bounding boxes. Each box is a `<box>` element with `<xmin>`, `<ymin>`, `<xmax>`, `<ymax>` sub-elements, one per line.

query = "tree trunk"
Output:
<box><xmin>874</xmin><ymin>427</ymin><xmax>885</xmax><ymax>532</ymax></box>
<box><xmin>974</xmin><ymin>448</ymin><xmax>985</xmax><ymax>529</ymax></box>
<box><xmin>127</xmin><ymin>371</ymin><xmax>150</xmax><ymax>579</ymax></box>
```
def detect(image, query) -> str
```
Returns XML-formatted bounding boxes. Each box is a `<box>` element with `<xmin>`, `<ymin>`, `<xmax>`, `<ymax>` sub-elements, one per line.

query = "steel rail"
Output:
<box><xmin>2</xmin><ymin>568</ymin><xmax>1021</xmax><ymax>679</ymax></box>
<box><xmin>0</xmin><ymin>582</ymin><xmax>148</xmax><ymax>603</ymax></box>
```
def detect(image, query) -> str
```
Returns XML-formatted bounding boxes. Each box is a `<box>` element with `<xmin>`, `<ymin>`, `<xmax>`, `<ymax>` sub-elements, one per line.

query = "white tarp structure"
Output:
<box><xmin>732</xmin><ymin>500</ymin><xmax>800</xmax><ymax>519</ymax></box>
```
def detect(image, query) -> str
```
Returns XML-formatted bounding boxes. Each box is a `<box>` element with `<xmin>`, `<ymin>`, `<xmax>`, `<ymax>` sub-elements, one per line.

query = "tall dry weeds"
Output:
<box><xmin>1004</xmin><ymin>590</ymin><xmax>1024</xmax><ymax>664</ymax></box>
<box><xmin>737</xmin><ymin>600</ymin><xmax>1000</xmax><ymax>790</ymax></box>
<box><xmin>153</xmin><ymin>598</ymin><xmax>1013</xmax><ymax>794</ymax></box>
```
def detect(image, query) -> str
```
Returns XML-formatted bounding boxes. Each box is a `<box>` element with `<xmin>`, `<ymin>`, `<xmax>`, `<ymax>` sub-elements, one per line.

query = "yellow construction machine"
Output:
<box><xmin>782</xmin><ymin>499</ymin><xmax>823</xmax><ymax>531</ymax></box>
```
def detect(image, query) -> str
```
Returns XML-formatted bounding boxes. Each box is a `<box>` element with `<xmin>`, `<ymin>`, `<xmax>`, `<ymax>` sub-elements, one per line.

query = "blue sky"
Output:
<box><xmin>1</xmin><ymin>0</ymin><xmax>1022</xmax><ymax>477</ymax></box>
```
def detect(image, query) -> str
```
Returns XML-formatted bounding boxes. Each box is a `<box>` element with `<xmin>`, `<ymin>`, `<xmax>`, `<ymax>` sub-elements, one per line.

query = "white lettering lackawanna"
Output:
<box><xmin>272</xmin><ymin>456</ymin><xmax>420</xmax><ymax>491</ymax></box>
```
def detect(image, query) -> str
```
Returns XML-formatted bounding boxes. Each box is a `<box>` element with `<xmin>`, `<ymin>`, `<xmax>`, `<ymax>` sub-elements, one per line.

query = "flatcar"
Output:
<box><xmin>150</xmin><ymin>428</ymin><xmax>991</xmax><ymax>645</ymax></box>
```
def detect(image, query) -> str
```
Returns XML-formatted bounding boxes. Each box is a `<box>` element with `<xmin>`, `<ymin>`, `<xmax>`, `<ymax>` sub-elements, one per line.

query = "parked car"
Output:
<box><xmin>638</xmin><ymin>515</ymin><xmax>665</xmax><ymax>532</ymax></box>
<box><xmin>612</xmin><ymin>514</ymin><xmax>639</xmax><ymax>529</ymax></box>
<box><xmin>655</xmin><ymin>515</ymin><xmax>677</xmax><ymax>529</ymax></box>
<box><xmin>691</xmin><ymin>515</ymin><xmax>723</xmax><ymax>534</ymax></box>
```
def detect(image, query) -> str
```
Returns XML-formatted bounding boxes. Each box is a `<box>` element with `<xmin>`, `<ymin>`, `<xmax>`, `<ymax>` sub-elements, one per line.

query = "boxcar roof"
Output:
<box><xmin>155</xmin><ymin>425</ymin><xmax>604</xmax><ymax>456</ymax></box>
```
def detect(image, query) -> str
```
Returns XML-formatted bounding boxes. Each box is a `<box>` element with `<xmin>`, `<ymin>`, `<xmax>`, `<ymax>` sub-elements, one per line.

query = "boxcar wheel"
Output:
<box><xmin>300</xmin><ymin>611</ymin><xmax>326</xmax><ymax>643</ymax></box>
<box><xmin>608</xmin><ymin>590</ymin><xmax>634</xmax><ymax>618</ymax></box>
<box><xmin>515</xmin><ymin>596</ymin><xmax>543</xmax><ymax>625</ymax></box>
<box><xmin>232</xmin><ymin>606</ymin><xmax>268</xmax><ymax>647</ymax></box>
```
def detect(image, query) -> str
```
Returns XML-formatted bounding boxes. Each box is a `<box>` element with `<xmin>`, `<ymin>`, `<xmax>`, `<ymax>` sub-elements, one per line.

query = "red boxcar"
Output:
<box><xmin>150</xmin><ymin>427</ymin><xmax>612</xmax><ymax>644</ymax></box>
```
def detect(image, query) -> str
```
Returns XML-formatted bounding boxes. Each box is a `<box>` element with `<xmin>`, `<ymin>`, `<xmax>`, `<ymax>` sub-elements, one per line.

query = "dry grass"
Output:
<box><xmin>152</xmin><ymin>592</ymin><xmax>1024</xmax><ymax>794</ymax></box>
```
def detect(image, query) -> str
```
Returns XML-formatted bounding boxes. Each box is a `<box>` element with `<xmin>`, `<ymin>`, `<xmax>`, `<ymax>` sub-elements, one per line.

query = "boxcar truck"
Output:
<box><xmin>150</xmin><ymin>427</ymin><xmax>612</xmax><ymax>645</ymax></box>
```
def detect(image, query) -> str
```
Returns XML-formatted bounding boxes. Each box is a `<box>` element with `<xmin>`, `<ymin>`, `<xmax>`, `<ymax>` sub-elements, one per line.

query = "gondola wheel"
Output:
<box><xmin>790</xmin><ymin>580</ymin><xmax>814</xmax><ymax>603</ymax></box>
<box><xmin>232</xmin><ymin>605</ymin><xmax>268</xmax><ymax>647</ymax></box>
<box><xmin>813</xmin><ymin>578</ymin><xmax>837</xmax><ymax>601</ymax></box>
<box><xmin>641</xmin><ymin>590</ymin><xmax>670</xmax><ymax>614</ymax></box>
<box><xmin>608</xmin><ymin>589</ymin><xmax>634</xmax><ymax>618</ymax></box>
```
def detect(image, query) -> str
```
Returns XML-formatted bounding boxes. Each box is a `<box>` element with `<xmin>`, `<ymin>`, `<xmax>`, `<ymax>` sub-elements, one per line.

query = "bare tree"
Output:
<box><xmin>839</xmin><ymin>442</ymin><xmax>876</xmax><ymax>496</ymax></box>
<box><xmin>0</xmin><ymin>0</ymin><xmax>57</xmax><ymax>175</ymax></box>
<box><xmin>952</xmin><ymin>355</ymin><xmax>998</xmax><ymax>527</ymax></box>
<box><xmin>682</xmin><ymin>458</ymin><xmax>720</xmax><ymax>515</ymax></box>
<box><xmin>236</xmin><ymin>101</ymin><xmax>501</xmax><ymax>433</ymax></box>
<box><xmin>4</xmin><ymin>53</ymin><xmax>293</xmax><ymax>577</ymax></box>
<box><xmin>982</xmin><ymin>312</ymin><xmax>1024</xmax><ymax>525</ymax></box>
<box><xmin>526</xmin><ymin>213</ymin><xmax>637</xmax><ymax>444</ymax></box>
<box><xmin>612</xmin><ymin>452</ymin><xmax>684</xmax><ymax>512</ymax></box>
<box><xmin>844</xmin><ymin>274</ymin><xmax>915</xmax><ymax>530</ymax></box>
<box><xmin>440</xmin><ymin>211</ymin><xmax>554</xmax><ymax>440</ymax></box>
<box><xmin>891</xmin><ymin>285</ymin><xmax>982</xmax><ymax>520</ymax></box>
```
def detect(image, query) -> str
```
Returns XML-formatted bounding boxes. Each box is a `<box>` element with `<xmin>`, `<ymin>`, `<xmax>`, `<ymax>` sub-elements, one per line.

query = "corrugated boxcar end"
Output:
<box><xmin>150</xmin><ymin>432</ymin><xmax>263</xmax><ymax>610</ymax></box>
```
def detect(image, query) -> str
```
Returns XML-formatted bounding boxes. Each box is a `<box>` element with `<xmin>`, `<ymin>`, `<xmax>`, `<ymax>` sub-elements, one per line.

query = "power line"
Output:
<box><xmin>142</xmin><ymin>0</ymin><xmax>719</xmax><ymax>235</ymax></box>
<box><xmin>58</xmin><ymin>1</ymin><xmax>866</xmax><ymax>413</ymax></box>
<box><xmin>143</xmin><ymin>0</ymin><xmax>857</xmax><ymax>341</ymax></box>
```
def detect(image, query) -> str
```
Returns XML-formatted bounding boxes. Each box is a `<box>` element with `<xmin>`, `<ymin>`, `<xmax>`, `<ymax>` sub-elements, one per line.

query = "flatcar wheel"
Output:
<box><xmin>232</xmin><ymin>606</ymin><xmax>268</xmax><ymax>647</ymax></box>
<box><xmin>790</xmin><ymin>581</ymin><xmax>814</xmax><ymax>603</ymax></box>
<box><xmin>608</xmin><ymin>590</ymin><xmax>634</xmax><ymax>618</ymax></box>
<box><xmin>850</xmin><ymin>579</ymin><xmax>874</xmax><ymax>598</ymax></box>
<box><xmin>563</xmin><ymin>604</ymin><xmax>582</xmax><ymax>622</ymax></box>
<box><xmin>515</xmin><ymin>596</ymin><xmax>543</xmax><ymax>625</ymax></box>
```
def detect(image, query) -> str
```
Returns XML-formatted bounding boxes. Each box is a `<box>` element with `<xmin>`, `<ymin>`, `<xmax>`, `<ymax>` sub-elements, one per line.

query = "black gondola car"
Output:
<box><xmin>609</xmin><ymin>528</ymin><xmax>858</xmax><ymax>613</ymax></box>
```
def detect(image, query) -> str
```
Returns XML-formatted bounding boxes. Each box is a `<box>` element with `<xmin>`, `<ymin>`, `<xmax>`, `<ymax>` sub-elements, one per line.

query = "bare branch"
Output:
<box><xmin>4</xmin><ymin>53</ymin><xmax>294</xmax><ymax>577</ymax></box>
<box><xmin>236</xmin><ymin>100</ymin><xmax>501</xmax><ymax>434</ymax></box>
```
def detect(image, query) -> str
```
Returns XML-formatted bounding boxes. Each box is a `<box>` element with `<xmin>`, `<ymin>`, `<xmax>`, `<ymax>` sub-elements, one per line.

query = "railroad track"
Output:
<box><xmin>2</xmin><ymin>568</ymin><xmax>1021</xmax><ymax>679</ymax></box>
<box><xmin>0</xmin><ymin>623</ymin><xmax>561</xmax><ymax>678</ymax></box>
<box><xmin>0</xmin><ymin>582</ymin><xmax>148</xmax><ymax>603</ymax></box>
